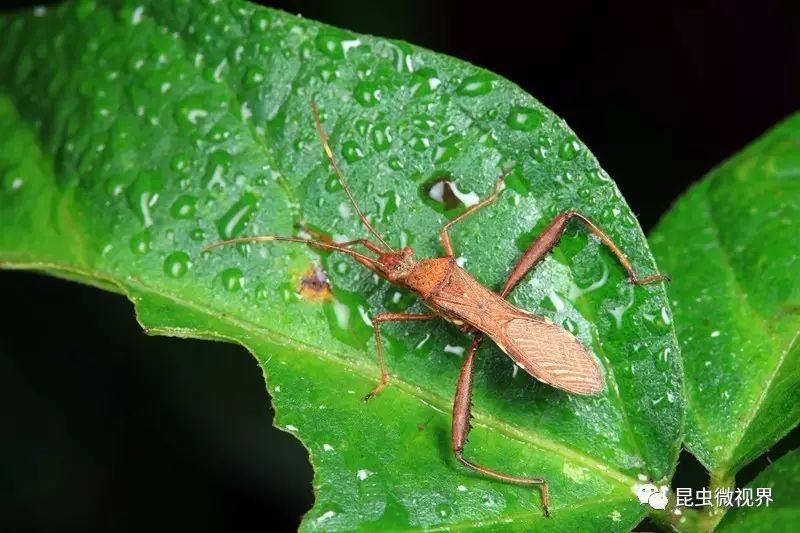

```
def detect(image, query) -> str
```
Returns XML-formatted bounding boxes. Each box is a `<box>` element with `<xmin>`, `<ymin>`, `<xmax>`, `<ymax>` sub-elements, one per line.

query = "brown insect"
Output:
<box><xmin>204</xmin><ymin>102</ymin><xmax>669</xmax><ymax>517</ymax></box>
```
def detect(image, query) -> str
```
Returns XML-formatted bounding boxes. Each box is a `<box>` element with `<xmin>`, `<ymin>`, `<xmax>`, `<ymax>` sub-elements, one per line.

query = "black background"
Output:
<box><xmin>2</xmin><ymin>1</ymin><xmax>798</xmax><ymax>531</ymax></box>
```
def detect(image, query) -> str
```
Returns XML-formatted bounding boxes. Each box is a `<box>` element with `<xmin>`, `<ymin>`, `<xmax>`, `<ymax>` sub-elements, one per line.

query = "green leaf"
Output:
<box><xmin>650</xmin><ymin>115</ymin><xmax>800</xmax><ymax>483</ymax></box>
<box><xmin>717</xmin><ymin>450</ymin><xmax>800</xmax><ymax>532</ymax></box>
<box><xmin>0</xmin><ymin>1</ymin><xmax>682</xmax><ymax>529</ymax></box>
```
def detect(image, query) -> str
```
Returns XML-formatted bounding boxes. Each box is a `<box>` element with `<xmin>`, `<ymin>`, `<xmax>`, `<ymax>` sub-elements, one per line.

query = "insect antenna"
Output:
<box><xmin>203</xmin><ymin>235</ymin><xmax>384</xmax><ymax>270</ymax></box>
<box><xmin>311</xmin><ymin>101</ymin><xmax>394</xmax><ymax>252</ymax></box>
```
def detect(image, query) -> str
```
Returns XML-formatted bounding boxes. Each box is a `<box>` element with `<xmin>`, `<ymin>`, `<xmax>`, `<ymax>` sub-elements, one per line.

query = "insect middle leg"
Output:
<box><xmin>364</xmin><ymin>312</ymin><xmax>437</xmax><ymax>402</ymax></box>
<box><xmin>452</xmin><ymin>334</ymin><xmax>550</xmax><ymax>517</ymax></box>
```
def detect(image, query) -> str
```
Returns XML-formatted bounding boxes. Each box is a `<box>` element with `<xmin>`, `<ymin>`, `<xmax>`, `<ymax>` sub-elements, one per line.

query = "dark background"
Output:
<box><xmin>2</xmin><ymin>1</ymin><xmax>798</xmax><ymax>531</ymax></box>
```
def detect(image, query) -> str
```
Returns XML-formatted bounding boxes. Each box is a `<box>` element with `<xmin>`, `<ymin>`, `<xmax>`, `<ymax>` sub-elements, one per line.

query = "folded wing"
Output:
<box><xmin>489</xmin><ymin>314</ymin><xmax>604</xmax><ymax>395</ymax></box>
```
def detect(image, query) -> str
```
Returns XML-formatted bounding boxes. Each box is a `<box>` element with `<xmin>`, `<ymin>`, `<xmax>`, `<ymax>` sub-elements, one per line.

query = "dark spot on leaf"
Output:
<box><xmin>299</xmin><ymin>264</ymin><xmax>332</xmax><ymax>302</ymax></box>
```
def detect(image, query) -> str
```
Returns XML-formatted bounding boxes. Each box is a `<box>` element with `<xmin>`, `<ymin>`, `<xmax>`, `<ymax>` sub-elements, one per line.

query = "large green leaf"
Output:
<box><xmin>650</xmin><ymin>114</ymin><xmax>800</xmax><ymax>490</ymax></box>
<box><xmin>0</xmin><ymin>1</ymin><xmax>682</xmax><ymax>529</ymax></box>
<box><xmin>717</xmin><ymin>450</ymin><xmax>800</xmax><ymax>532</ymax></box>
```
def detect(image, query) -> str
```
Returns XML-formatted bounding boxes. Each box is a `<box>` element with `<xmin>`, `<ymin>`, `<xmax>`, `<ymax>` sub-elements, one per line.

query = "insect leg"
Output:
<box><xmin>364</xmin><ymin>312</ymin><xmax>437</xmax><ymax>402</ymax></box>
<box><xmin>439</xmin><ymin>170</ymin><xmax>510</xmax><ymax>256</ymax></box>
<box><xmin>500</xmin><ymin>210</ymin><xmax>670</xmax><ymax>298</ymax></box>
<box><xmin>452</xmin><ymin>333</ymin><xmax>550</xmax><ymax>517</ymax></box>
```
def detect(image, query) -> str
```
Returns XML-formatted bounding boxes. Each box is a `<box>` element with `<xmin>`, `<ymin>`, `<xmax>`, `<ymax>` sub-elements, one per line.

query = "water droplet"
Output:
<box><xmin>243</xmin><ymin>66</ymin><xmax>266</xmax><ymax>88</ymax></box>
<box><xmin>204</xmin><ymin>150</ymin><xmax>233</xmax><ymax>191</ymax></box>
<box><xmin>388</xmin><ymin>157</ymin><xmax>404</xmax><ymax>170</ymax></box>
<box><xmin>384</xmin><ymin>288</ymin><xmax>415</xmax><ymax>311</ymax></box>
<box><xmin>456</xmin><ymin>73</ymin><xmax>493</xmax><ymax>96</ymax></box>
<box><xmin>130</xmin><ymin>230</ymin><xmax>151</xmax><ymax>254</ymax></box>
<box><xmin>255</xmin><ymin>283</ymin><xmax>270</xmax><ymax>301</ymax></box>
<box><xmin>325</xmin><ymin>173</ymin><xmax>343</xmax><ymax>192</ymax></box>
<box><xmin>531</xmin><ymin>135</ymin><xmax>553</xmax><ymax>163</ymax></box>
<box><xmin>434</xmin><ymin>502</ymin><xmax>453</xmax><ymax>518</ymax></box>
<box><xmin>375</xmin><ymin>191</ymin><xmax>399</xmax><ymax>221</ymax></box>
<box><xmin>655</xmin><ymin>347</ymin><xmax>671</xmax><ymax>372</ymax></box>
<box><xmin>353</xmin><ymin>80</ymin><xmax>381</xmax><ymax>107</ymax></box>
<box><xmin>411</xmin><ymin>67</ymin><xmax>441</xmax><ymax>97</ymax></box>
<box><xmin>507</xmin><ymin>105</ymin><xmax>544</xmax><ymax>131</ymax></box>
<box><xmin>170</xmin><ymin>194</ymin><xmax>197</xmax><ymax>219</ymax></box>
<box><xmin>434</xmin><ymin>134</ymin><xmax>463</xmax><ymax>163</ymax></box>
<box><xmin>221</xmin><ymin>267</ymin><xmax>243</xmax><ymax>292</ymax></box>
<box><xmin>410</xmin><ymin>134</ymin><xmax>430</xmax><ymax>152</ymax></box>
<box><xmin>371</xmin><ymin>124</ymin><xmax>391</xmax><ymax>151</ymax></box>
<box><xmin>125</xmin><ymin>170</ymin><xmax>164</xmax><ymax>227</ymax></box>
<box><xmin>106</xmin><ymin>175</ymin><xmax>127</xmax><ymax>197</ymax></box>
<box><xmin>190</xmin><ymin>228</ymin><xmax>206</xmax><ymax>241</ymax></box>
<box><xmin>164</xmin><ymin>251</ymin><xmax>191</xmax><ymax>278</ymax></box>
<box><xmin>216</xmin><ymin>192</ymin><xmax>260</xmax><ymax>239</ymax></box>
<box><xmin>341</xmin><ymin>140</ymin><xmax>365</xmax><ymax>162</ymax></box>
<box><xmin>559</xmin><ymin>135</ymin><xmax>582</xmax><ymax>160</ymax></box>
<box><xmin>315</xmin><ymin>29</ymin><xmax>347</xmax><ymax>59</ymax></box>
<box><xmin>323</xmin><ymin>288</ymin><xmax>372</xmax><ymax>348</ymax></box>
<box><xmin>175</xmin><ymin>95</ymin><xmax>211</xmax><ymax>128</ymax></box>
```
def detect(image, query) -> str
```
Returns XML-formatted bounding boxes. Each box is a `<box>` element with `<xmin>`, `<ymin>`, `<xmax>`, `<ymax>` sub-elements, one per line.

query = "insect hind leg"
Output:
<box><xmin>499</xmin><ymin>210</ymin><xmax>670</xmax><ymax>298</ymax></box>
<box><xmin>451</xmin><ymin>334</ymin><xmax>551</xmax><ymax>517</ymax></box>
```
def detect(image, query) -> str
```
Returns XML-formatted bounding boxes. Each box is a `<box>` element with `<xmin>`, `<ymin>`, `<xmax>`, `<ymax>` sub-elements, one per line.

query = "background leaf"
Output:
<box><xmin>1</xmin><ymin>0</ymin><xmax>681</xmax><ymax>529</ymax></box>
<box><xmin>717</xmin><ymin>449</ymin><xmax>799</xmax><ymax>532</ymax></box>
<box><xmin>649</xmin><ymin>114</ymin><xmax>800</xmax><ymax>488</ymax></box>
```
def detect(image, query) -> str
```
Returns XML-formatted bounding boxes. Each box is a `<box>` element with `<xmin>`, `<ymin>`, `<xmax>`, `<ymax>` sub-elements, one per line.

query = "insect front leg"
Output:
<box><xmin>500</xmin><ymin>210</ymin><xmax>670</xmax><ymax>298</ymax></box>
<box><xmin>439</xmin><ymin>170</ymin><xmax>510</xmax><ymax>256</ymax></box>
<box><xmin>452</xmin><ymin>333</ymin><xmax>550</xmax><ymax>517</ymax></box>
<box><xmin>364</xmin><ymin>312</ymin><xmax>437</xmax><ymax>401</ymax></box>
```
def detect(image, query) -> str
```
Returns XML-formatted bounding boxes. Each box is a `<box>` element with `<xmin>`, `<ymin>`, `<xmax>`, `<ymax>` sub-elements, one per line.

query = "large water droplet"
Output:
<box><xmin>216</xmin><ymin>192</ymin><xmax>260</xmax><ymax>239</ymax></box>
<box><xmin>164</xmin><ymin>251</ymin><xmax>191</xmax><ymax>278</ymax></box>
<box><xmin>323</xmin><ymin>287</ymin><xmax>373</xmax><ymax>349</ymax></box>
<box><xmin>411</xmin><ymin>67</ymin><xmax>441</xmax><ymax>98</ymax></box>
<box><xmin>456</xmin><ymin>73</ymin><xmax>493</xmax><ymax>96</ymax></box>
<box><xmin>371</xmin><ymin>123</ymin><xmax>391</xmax><ymax>151</ymax></box>
<box><xmin>243</xmin><ymin>66</ymin><xmax>267</xmax><ymax>89</ymax></box>
<box><xmin>170</xmin><ymin>194</ymin><xmax>197</xmax><ymax>219</ymax></box>
<box><xmin>341</xmin><ymin>140</ymin><xmax>365</xmax><ymax>162</ymax></box>
<box><xmin>221</xmin><ymin>267</ymin><xmax>243</xmax><ymax>292</ymax></box>
<box><xmin>130</xmin><ymin>230</ymin><xmax>151</xmax><ymax>254</ymax></box>
<box><xmin>125</xmin><ymin>170</ymin><xmax>164</xmax><ymax>227</ymax></box>
<box><xmin>559</xmin><ymin>135</ymin><xmax>582</xmax><ymax>160</ymax></box>
<box><xmin>507</xmin><ymin>106</ymin><xmax>544</xmax><ymax>131</ymax></box>
<box><xmin>204</xmin><ymin>150</ymin><xmax>233</xmax><ymax>191</ymax></box>
<box><xmin>315</xmin><ymin>28</ymin><xmax>346</xmax><ymax>59</ymax></box>
<box><xmin>353</xmin><ymin>80</ymin><xmax>381</xmax><ymax>107</ymax></box>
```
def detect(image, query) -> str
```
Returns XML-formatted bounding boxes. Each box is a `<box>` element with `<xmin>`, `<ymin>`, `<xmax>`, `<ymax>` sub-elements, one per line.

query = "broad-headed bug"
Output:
<box><xmin>204</xmin><ymin>102</ymin><xmax>669</xmax><ymax>517</ymax></box>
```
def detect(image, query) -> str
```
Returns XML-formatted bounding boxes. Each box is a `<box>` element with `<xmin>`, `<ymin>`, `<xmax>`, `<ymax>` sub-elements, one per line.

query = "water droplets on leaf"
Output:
<box><xmin>221</xmin><ymin>267</ymin><xmax>244</xmax><ymax>292</ymax></box>
<box><xmin>507</xmin><ymin>105</ymin><xmax>544</xmax><ymax>132</ymax></box>
<box><xmin>164</xmin><ymin>251</ymin><xmax>191</xmax><ymax>278</ymax></box>
<box><xmin>216</xmin><ymin>192</ymin><xmax>260</xmax><ymax>239</ymax></box>
<box><xmin>341</xmin><ymin>140</ymin><xmax>365</xmax><ymax>162</ymax></box>
<box><xmin>559</xmin><ymin>134</ymin><xmax>582</xmax><ymax>161</ymax></box>
<box><xmin>125</xmin><ymin>170</ymin><xmax>164</xmax><ymax>227</ymax></box>
<box><xmin>353</xmin><ymin>80</ymin><xmax>381</xmax><ymax>107</ymax></box>
<box><xmin>170</xmin><ymin>194</ymin><xmax>197</xmax><ymax>219</ymax></box>
<box><xmin>323</xmin><ymin>287</ymin><xmax>373</xmax><ymax>349</ymax></box>
<box><xmin>456</xmin><ymin>73</ymin><xmax>494</xmax><ymax>96</ymax></box>
<box><xmin>130</xmin><ymin>230</ymin><xmax>151</xmax><ymax>254</ymax></box>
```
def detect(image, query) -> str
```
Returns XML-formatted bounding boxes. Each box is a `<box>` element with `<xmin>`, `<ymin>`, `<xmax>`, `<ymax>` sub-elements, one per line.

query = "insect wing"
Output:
<box><xmin>493</xmin><ymin>314</ymin><xmax>604</xmax><ymax>395</ymax></box>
